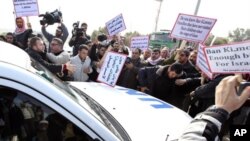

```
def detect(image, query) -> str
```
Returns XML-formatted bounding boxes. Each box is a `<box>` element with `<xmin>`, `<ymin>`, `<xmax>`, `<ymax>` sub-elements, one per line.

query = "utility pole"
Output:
<box><xmin>194</xmin><ymin>0</ymin><xmax>201</xmax><ymax>16</ymax></box>
<box><xmin>154</xmin><ymin>0</ymin><xmax>164</xmax><ymax>32</ymax></box>
<box><xmin>179</xmin><ymin>0</ymin><xmax>201</xmax><ymax>48</ymax></box>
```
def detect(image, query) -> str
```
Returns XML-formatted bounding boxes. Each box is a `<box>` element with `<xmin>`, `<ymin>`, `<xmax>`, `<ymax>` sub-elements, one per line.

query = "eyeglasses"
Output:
<box><xmin>51</xmin><ymin>43</ymin><xmax>59</xmax><ymax>46</ymax></box>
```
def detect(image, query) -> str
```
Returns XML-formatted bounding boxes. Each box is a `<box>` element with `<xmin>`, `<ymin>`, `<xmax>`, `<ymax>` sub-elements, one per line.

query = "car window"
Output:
<box><xmin>30</xmin><ymin>58</ymin><xmax>77</xmax><ymax>100</ymax></box>
<box><xmin>29</xmin><ymin>58</ymin><xmax>130</xmax><ymax>141</ymax></box>
<box><xmin>0</xmin><ymin>86</ymin><xmax>94</xmax><ymax>141</ymax></box>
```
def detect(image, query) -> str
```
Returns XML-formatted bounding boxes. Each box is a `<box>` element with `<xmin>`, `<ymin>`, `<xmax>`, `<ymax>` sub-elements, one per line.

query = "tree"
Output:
<box><xmin>228</xmin><ymin>28</ymin><xmax>250</xmax><ymax>42</ymax></box>
<box><xmin>212</xmin><ymin>37</ymin><xmax>228</xmax><ymax>45</ymax></box>
<box><xmin>91</xmin><ymin>27</ymin><xmax>108</xmax><ymax>42</ymax></box>
<box><xmin>204</xmin><ymin>34</ymin><xmax>228</xmax><ymax>46</ymax></box>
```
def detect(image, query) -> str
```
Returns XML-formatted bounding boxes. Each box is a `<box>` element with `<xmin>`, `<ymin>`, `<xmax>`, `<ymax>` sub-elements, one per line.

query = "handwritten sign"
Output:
<box><xmin>130</xmin><ymin>36</ymin><xmax>149</xmax><ymax>51</ymax></box>
<box><xmin>204</xmin><ymin>41</ymin><xmax>250</xmax><ymax>73</ymax></box>
<box><xmin>106</xmin><ymin>14</ymin><xmax>126</xmax><ymax>36</ymax></box>
<box><xmin>97</xmin><ymin>52</ymin><xmax>127</xmax><ymax>87</ymax></box>
<box><xmin>170</xmin><ymin>13</ymin><xmax>216</xmax><ymax>43</ymax></box>
<box><xmin>196</xmin><ymin>44</ymin><xmax>213</xmax><ymax>79</ymax></box>
<box><xmin>13</xmin><ymin>0</ymin><xmax>39</xmax><ymax>17</ymax></box>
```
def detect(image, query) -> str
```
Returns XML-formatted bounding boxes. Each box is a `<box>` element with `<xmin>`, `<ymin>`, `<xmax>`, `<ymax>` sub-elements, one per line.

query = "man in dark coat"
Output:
<box><xmin>26</xmin><ymin>37</ymin><xmax>74</xmax><ymax>76</ymax></box>
<box><xmin>188</xmin><ymin>74</ymin><xmax>233</xmax><ymax>117</ymax></box>
<box><xmin>138</xmin><ymin>63</ymin><xmax>183</xmax><ymax>97</ymax></box>
<box><xmin>176</xmin><ymin>49</ymin><xmax>200</xmax><ymax>78</ymax></box>
<box><xmin>151</xmin><ymin>64</ymin><xmax>187</xmax><ymax>107</ymax></box>
<box><xmin>117</xmin><ymin>48</ymin><xmax>145</xmax><ymax>90</ymax></box>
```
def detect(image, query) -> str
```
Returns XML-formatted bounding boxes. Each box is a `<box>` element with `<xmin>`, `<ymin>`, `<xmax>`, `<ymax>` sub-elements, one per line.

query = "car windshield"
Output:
<box><xmin>30</xmin><ymin>58</ymin><xmax>130</xmax><ymax>141</ymax></box>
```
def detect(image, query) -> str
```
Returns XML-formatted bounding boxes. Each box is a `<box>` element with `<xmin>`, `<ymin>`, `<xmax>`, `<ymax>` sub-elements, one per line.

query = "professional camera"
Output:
<box><xmin>97</xmin><ymin>33</ymin><xmax>111</xmax><ymax>47</ymax></box>
<box><xmin>39</xmin><ymin>9</ymin><xmax>62</xmax><ymax>26</ymax></box>
<box><xmin>72</xmin><ymin>21</ymin><xmax>85</xmax><ymax>37</ymax></box>
<box><xmin>125</xmin><ymin>57</ymin><xmax>132</xmax><ymax>64</ymax></box>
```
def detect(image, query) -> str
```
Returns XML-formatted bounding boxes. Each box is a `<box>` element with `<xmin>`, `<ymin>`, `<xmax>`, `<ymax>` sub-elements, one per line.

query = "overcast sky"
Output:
<box><xmin>1</xmin><ymin>0</ymin><xmax>250</xmax><ymax>37</ymax></box>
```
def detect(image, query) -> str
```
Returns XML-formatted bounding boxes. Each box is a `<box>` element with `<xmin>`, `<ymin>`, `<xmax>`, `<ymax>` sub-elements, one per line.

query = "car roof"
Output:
<box><xmin>0</xmin><ymin>41</ymin><xmax>31</xmax><ymax>69</ymax></box>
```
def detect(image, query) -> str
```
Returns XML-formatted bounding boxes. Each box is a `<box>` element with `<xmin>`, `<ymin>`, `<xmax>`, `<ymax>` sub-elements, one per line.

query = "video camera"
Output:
<box><xmin>72</xmin><ymin>21</ymin><xmax>85</xmax><ymax>37</ymax></box>
<box><xmin>39</xmin><ymin>9</ymin><xmax>62</xmax><ymax>26</ymax></box>
<box><xmin>97</xmin><ymin>33</ymin><xmax>111</xmax><ymax>48</ymax></box>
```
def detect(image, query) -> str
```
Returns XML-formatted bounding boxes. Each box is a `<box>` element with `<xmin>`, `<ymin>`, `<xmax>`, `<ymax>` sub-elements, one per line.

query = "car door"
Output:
<box><xmin>0</xmin><ymin>78</ymin><xmax>103</xmax><ymax>141</ymax></box>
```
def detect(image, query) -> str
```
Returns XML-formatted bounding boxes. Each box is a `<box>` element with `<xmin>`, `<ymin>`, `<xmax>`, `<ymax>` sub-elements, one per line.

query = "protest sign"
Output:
<box><xmin>196</xmin><ymin>44</ymin><xmax>213</xmax><ymax>79</ymax></box>
<box><xmin>106</xmin><ymin>14</ymin><xmax>126</xmax><ymax>36</ymax></box>
<box><xmin>13</xmin><ymin>0</ymin><xmax>39</xmax><ymax>17</ymax></box>
<box><xmin>204</xmin><ymin>41</ymin><xmax>250</xmax><ymax>73</ymax></box>
<box><xmin>170</xmin><ymin>13</ymin><xmax>216</xmax><ymax>43</ymax></box>
<box><xmin>130</xmin><ymin>36</ymin><xmax>149</xmax><ymax>51</ymax></box>
<box><xmin>97</xmin><ymin>52</ymin><xmax>127</xmax><ymax>87</ymax></box>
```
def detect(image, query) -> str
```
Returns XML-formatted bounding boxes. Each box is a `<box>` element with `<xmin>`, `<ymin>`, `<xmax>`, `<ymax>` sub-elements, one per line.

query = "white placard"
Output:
<box><xmin>106</xmin><ymin>14</ymin><xmax>126</xmax><ymax>36</ymax></box>
<box><xmin>170</xmin><ymin>13</ymin><xmax>216</xmax><ymax>43</ymax></box>
<box><xmin>130</xmin><ymin>36</ymin><xmax>149</xmax><ymax>51</ymax></box>
<box><xmin>196</xmin><ymin>44</ymin><xmax>213</xmax><ymax>79</ymax></box>
<box><xmin>97</xmin><ymin>52</ymin><xmax>127</xmax><ymax>87</ymax></box>
<box><xmin>204</xmin><ymin>41</ymin><xmax>250</xmax><ymax>73</ymax></box>
<box><xmin>13</xmin><ymin>0</ymin><xmax>39</xmax><ymax>17</ymax></box>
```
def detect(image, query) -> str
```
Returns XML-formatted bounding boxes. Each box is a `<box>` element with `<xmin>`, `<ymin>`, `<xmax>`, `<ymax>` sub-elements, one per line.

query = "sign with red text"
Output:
<box><xmin>13</xmin><ymin>0</ymin><xmax>39</xmax><ymax>17</ymax></box>
<box><xmin>204</xmin><ymin>41</ymin><xmax>250</xmax><ymax>73</ymax></box>
<box><xmin>196</xmin><ymin>44</ymin><xmax>213</xmax><ymax>79</ymax></box>
<box><xmin>130</xmin><ymin>36</ymin><xmax>149</xmax><ymax>51</ymax></box>
<box><xmin>97</xmin><ymin>52</ymin><xmax>127</xmax><ymax>87</ymax></box>
<box><xmin>170</xmin><ymin>13</ymin><xmax>216</xmax><ymax>43</ymax></box>
<box><xmin>106</xmin><ymin>14</ymin><xmax>126</xmax><ymax>36</ymax></box>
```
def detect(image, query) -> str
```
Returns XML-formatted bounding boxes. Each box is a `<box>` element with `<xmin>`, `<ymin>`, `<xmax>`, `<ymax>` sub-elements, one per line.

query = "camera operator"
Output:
<box><xmin>69</xmin><ymin>22</ymin><xmax>89</xmax><ymax>56</ymax></box>
<box><xmin>81</xmin><ymin>22</ymin><xmax>90</xmax><ymax>40</ymax></box>
<box><xmin>179</xmin><ymin>75</ymin><xmax>250</xmax><ymax>141</ymax></box>
<box><xmin>41</xmin><ymin>17</ymin><xmax>69</xmax><ymax>46</ymax></box>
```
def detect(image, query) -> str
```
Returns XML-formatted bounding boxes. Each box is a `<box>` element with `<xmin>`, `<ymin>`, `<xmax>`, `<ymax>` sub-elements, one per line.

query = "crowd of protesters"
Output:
<box><xmin>1</xmin><ymin>16</ymin><xmax>250</xmax><ymax>140</ymax></box>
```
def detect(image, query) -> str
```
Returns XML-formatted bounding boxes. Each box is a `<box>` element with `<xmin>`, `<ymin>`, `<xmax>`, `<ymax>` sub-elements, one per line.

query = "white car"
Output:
<box><xmin>0</xmin><ymin>41</ymin><xmax>192</xmax><ymax>141</ymax></box>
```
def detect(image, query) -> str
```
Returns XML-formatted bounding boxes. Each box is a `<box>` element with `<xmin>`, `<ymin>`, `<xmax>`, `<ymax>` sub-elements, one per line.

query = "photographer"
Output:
<box><xmin>179</xmin><ymin>75</ymin><xmax>250</xmax><ymax>141</ymax></box>
<box><xmin>81</xmin><ymin>23</ymin><xmax>90</xmax><ymax>40</ymax></box>
<box><xmin>40</xmin><ymin>10</ymin><xmax>69</xmax><ymax>46</ymax></box>
<box><xmin>117</xmin><ymin>48</ymin><xmax>145</xmax><ymax>90</ymax></box>
<box><xmin>69</xmin><ymin>22</ymin><xmax>89</xmax><ymax>56</ymax></box>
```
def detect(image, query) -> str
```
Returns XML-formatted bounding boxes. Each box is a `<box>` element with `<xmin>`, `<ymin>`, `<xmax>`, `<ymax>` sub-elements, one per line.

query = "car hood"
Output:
<box><xmin>69</xmin><ymin>82</ymin><xmax>192</xmax><ymax>141</ymax></box>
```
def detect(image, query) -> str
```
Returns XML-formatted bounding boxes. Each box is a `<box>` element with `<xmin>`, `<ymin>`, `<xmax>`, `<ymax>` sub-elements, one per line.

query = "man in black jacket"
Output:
<box><xmin>188</xmin><ymin>74</ymin><xmax>233</xmax><ymax>117</ymax></box>
<box><xmin>176</xmin><ymin>49</ymin><xmax>199</xmax><ymax>77</ymax></box>
<box><xmin>26</xmin><ymin>37</ymin><xmax>74</xmax><ymax>76</ymax></box>
<box><xmin>138</xmin><ymin>63</ymin><xmax>183</xmax><ymax>100</ymax></box>
<box><xmin>179</xmin><ymin>75</ymin><xmax>250</xmax><ymax>141</ymax></box>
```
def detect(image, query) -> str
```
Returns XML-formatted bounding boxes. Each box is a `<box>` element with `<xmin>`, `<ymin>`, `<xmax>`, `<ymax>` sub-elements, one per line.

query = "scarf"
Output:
<box><xmin>14</xmin><ymin>17</ymin><xmax>26</xmax><ymax>35</ymax></box>
<box><xmin>147</xmin><ymin>57</ymin><xmax>162</xmax><ymax>66</ymax></box>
